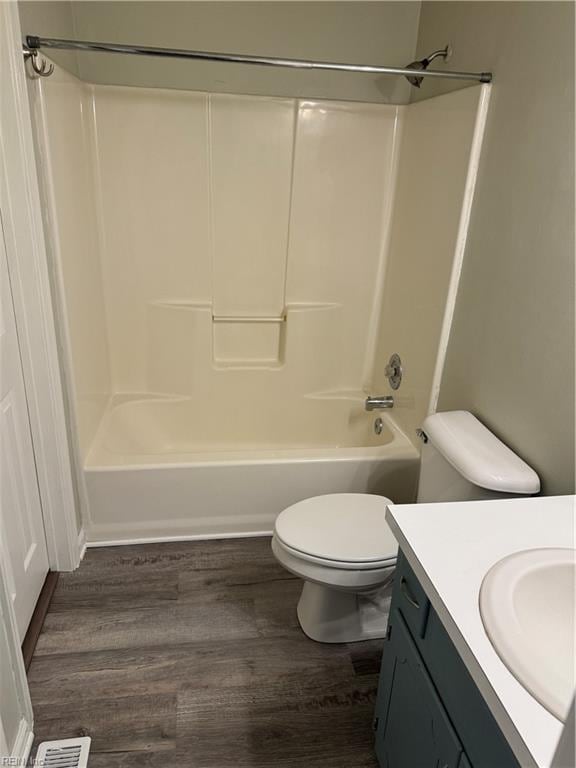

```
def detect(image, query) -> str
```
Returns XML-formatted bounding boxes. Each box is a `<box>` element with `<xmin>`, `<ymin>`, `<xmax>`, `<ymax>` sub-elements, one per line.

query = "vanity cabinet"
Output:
<box><xmin>374</xmin><ymin>552</ymin><xmax>520</xmax><ymax>768</ymax></box>
<box><xmin>375</xmin><ymin>609</ymin><xmax>463</xmax><ymax>768</ymax></box>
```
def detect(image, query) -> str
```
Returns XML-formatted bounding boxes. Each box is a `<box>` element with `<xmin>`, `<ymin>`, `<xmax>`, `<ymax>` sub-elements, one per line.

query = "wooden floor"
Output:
<box><xmin>28</xmin><ymin>537</ymin><xmax>383</xmax><ymax>767</ymax></box>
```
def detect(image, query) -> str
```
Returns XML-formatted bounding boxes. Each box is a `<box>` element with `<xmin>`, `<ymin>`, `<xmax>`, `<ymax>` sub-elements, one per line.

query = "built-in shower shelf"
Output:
<box><xmin>151</xmin><ymin>299</ymin><xmax>212</xmax><ymax>311</ymax></box>
<box><xmin>213</xmin><ymin>360</ymin><xmax>285</xmax><ymax>370</ymax></box>
<box><xmin>213</xmin><ymin>315</ymin><xmax>286</xmax><ymax>323</ymax></box>
<box><xmin>212</xmin><ymin>314</ymin><xmax>285</xmax><ymax>366</ymax></box>
<box><xmin>146</xmin><ymin>298</ymin><xmax>347</xmax><ymax>375</ymax></box>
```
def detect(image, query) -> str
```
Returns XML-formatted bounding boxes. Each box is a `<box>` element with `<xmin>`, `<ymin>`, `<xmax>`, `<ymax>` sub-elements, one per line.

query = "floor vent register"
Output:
<box><xmin>34</xmin><ymin>737</ymin><xmax>91</xmax><ymax>767</ymax></box>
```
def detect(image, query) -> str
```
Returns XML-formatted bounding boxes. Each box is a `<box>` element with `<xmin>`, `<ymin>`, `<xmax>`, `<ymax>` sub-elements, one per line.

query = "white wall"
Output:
<box><xmin>20</xmin><ymin>1</ymin><xmax>421</xmax><ymax>103</ymax></box>
<box><xmin>416</xmin><ymin>1</ymin><xmax>575</xmax><ymax>494</ymax></box>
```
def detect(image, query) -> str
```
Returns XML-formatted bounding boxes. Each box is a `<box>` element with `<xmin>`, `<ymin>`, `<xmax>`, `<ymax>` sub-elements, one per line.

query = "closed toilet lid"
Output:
<box><xmin>274</xmin><ymin>494</ymin><xmax>398</xmax><ymax>565</ymax></box>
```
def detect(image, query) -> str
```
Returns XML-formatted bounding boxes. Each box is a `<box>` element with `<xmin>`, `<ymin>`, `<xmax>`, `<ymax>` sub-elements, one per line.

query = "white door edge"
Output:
<box><xmin>0</xmin><ymin>550</ymin><xmax>33</xmax><ymax>760</ymax></box>
<box><xmin>0</xmin><ymin>2</ymin><xmax>82</xmax><ymax>571</ymax></box>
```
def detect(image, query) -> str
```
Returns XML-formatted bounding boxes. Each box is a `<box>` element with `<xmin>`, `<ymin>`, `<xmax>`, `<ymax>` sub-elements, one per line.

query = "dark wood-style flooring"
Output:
<box><xmin>28</xmin><ymin>537</ymin><xmax>382</xmax><ymax>767</ymax></box>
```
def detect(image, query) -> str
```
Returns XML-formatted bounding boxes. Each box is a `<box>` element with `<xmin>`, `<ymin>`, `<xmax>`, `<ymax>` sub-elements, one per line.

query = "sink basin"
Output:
<box><xmin>480</xmin><ymin>547</ymin><xmax>575</xmax><ymax>721</ymax></box>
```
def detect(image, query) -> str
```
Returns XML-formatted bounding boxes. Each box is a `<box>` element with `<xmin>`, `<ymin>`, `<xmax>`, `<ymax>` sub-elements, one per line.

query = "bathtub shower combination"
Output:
<box><xmin>27</xmin><ymin>42</ymin><xmax>490</xmax><ymax>544</ymax></box>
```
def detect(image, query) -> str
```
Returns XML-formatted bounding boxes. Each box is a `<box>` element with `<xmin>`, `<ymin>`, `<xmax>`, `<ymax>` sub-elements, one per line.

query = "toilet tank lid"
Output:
<box><xmin>422</xmin><ymin>411</ymin><xmax>540</xmax><ymax>495</ymax></box>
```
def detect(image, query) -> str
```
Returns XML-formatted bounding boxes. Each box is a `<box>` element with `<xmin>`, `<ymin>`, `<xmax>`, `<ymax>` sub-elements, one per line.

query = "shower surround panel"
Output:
<box><xmin>91</xmin><ymin>86</ymin><xmax>399</xmax><ymax>394</ymax></box>
<box><xmin>30</xmin><ymin>67</ymin><xmax>111</xmax><ymax>456</ymax></box>
<box><xmin>30</xmin><ymin>63</ymin><xmax>487</xmax><ymax>542</ymax></box>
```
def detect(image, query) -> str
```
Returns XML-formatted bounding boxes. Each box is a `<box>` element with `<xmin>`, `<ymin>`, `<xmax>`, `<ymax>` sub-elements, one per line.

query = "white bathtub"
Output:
<box><xmin>84</xmin><ymin>396</ymin><xmax>420</xmax><ymax>544</ymax></box>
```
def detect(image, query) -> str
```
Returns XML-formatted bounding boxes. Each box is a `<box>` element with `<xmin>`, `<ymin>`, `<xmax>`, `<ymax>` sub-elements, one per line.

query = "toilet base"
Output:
<box><xmin>296</xmin><ymin>579</ymin><xmax>393</xmax><ymax>643</ymax></box>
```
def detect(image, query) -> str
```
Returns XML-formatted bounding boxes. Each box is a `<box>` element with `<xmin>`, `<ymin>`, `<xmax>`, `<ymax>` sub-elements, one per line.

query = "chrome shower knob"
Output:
<box><xmin>384</xmin><ymin>353</ymin><xmax>403</xmax><ymax>391</ymax></box>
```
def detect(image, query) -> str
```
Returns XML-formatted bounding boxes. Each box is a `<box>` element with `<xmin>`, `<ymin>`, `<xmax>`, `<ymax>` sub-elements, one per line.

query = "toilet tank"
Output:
<box><xmin>416</xmin><ymin>411</ymin><xmax>540</xmax><ymax>503</ymax></box>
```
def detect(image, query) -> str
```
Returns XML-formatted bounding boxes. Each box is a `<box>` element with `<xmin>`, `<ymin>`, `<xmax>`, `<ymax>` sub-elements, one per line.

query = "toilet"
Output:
<box><xmin>272</xmin><ymin>410</ymin><xmax>540</xmax><ymax>643</ymax></box>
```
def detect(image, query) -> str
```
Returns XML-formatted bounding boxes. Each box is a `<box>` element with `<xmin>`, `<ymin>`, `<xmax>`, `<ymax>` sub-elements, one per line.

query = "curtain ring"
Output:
<box><xmin>23</xmin><ymin>47</ymin><xmax>54</xmax><ymax>78</ymax></box>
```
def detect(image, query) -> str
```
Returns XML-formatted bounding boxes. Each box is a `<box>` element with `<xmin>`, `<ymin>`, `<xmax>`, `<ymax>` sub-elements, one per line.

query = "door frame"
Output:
<box><xmin>0</xmin><ymin>2</ymin><xmax>82</xmax><ymax>572</ymax></box>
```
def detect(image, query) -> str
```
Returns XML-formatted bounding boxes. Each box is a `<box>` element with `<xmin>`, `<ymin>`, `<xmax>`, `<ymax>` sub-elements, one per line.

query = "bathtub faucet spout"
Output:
<box><xmin>365</xmin><ymin>395</ymin><xmax>394</xmax><ymax>411</ymax></box>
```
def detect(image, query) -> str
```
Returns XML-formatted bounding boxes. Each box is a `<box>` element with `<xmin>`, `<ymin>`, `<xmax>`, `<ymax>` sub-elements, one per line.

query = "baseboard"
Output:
<box><xmin>22</xmin><ymin>571</ymin><xmax>59</xmax><ymax>671</ymax></box>
<box><xmin>11</xmin><ymin>718</ymin><xmax>33</xmax><ymax>764</ymax></box>
<box><xmin>86</xmin><ymin>529</ymin><xmax>273</xmax><ymax>548</ymax></box>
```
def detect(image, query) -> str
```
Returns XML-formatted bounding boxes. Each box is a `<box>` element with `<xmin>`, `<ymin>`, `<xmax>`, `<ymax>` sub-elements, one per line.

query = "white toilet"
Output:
<box><xmin>272</xmin><ymin>410</ymin><xmax>540</xmax><ymax>643</ymax></box>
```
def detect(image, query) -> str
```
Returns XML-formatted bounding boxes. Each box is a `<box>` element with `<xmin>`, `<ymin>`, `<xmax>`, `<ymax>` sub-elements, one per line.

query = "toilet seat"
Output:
<box><xmin>273</xmin><ymin>537</ymin><xmax>397</xmax><ymax>571</ymax></box>
<box><xmin>273</xmin><ymin>493</ymin><xmax>398</xmax><ymax>570</ymax></box>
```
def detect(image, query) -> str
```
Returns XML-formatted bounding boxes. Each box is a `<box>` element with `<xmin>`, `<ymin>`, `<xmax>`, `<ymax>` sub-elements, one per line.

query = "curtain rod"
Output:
<box><xmin>24</xmin><ymin>36</ymin><xmax>493</xmax><ymax>84</ymax></box>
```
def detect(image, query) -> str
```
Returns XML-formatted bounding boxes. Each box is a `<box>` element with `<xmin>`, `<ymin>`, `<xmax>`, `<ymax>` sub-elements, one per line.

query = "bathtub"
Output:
<box><xmin>84</xmin><ymin>396</ymin><xmax>420</xmax><ymax>544</ymax></box>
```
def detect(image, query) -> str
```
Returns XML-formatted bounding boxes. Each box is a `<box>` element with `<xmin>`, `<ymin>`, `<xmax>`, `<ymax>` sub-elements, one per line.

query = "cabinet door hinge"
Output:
<box><xmin>386</xmin><ymin>624</ymin><xmax>392</xmax><ymax>641</ymax></box>
<box><xmin>372</xmin><ymin>716</ymin><xmax>379</xmax><ymax>732</ymax></box>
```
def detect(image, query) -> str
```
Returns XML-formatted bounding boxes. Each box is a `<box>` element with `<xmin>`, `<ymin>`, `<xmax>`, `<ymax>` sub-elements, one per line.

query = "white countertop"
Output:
<box><xmin>385</xmin><ymin>494</ymin><xmax>575</xmax><ymax>768</ymax></box>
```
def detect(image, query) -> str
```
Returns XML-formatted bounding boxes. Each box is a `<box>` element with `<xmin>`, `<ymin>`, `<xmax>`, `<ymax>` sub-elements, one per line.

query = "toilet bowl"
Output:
<box><xmin>271</xmin><ymin>411</ymin><xmax>541</xmax><ymax>644</ymax></box>
<box><xmin>272</xmin><ymin>494</ymin><xmax>398</xmax><ymax>643</ymax></box>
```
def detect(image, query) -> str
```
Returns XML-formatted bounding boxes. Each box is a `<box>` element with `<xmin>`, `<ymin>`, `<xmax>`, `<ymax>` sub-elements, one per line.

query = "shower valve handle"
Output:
<box><xmin>384</xmin><ymin>353</ymin><xmax>403</xmax><ymax>391</ymax></box>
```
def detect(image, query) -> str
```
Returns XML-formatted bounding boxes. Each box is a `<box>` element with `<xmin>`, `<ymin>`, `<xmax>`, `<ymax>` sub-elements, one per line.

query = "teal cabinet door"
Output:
<box><xmin>375</xmin><ymin>609</ymin><xmax>463</xmax><ymax>768</ymax></box>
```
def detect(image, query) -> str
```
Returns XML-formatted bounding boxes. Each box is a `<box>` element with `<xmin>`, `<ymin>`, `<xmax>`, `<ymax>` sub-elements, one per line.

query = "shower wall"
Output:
<box><xmin>28</xmin><ymin>61</ymin><xmax>487</xmax><ymax>539</ymax></box>
<box><xmin>30</xmin><ymin>62</ymin><xmax>403</xmax><ymax>460</ymax></box>
<box><xmin>94</xmin><ymin>88</ymin><xmax>399</xmax><ymax>402</ymax></box>
<box><xmin>29</xmin><ymin>65</ymin><xmax>111</xmax><ymax>456</ymax></box>
<box><xmin>372</xmin><ymin>85</ymin><xmax>489</xmax><ymax>439</ymax></box>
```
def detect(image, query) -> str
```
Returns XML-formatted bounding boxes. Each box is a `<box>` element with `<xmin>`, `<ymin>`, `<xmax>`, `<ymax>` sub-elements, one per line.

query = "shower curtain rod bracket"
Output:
<box><xmin>23</xmin><ymin>35</ymin><xmax>492</xmax><ymax>85</ymax></box>
<box><xmin>23</xmin><ymin>43</ymin><xmax>54</xmax><ymax>77</ymax></box>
